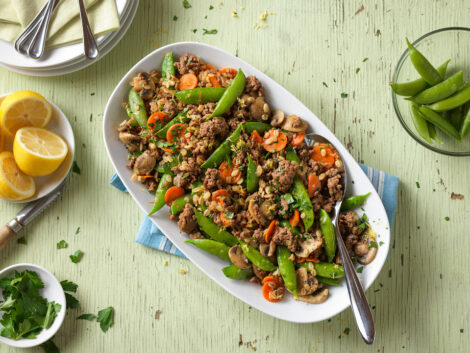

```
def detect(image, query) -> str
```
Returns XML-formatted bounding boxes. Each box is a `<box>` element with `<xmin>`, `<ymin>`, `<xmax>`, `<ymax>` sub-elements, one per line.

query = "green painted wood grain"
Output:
<box><xmin>0</xmin><ymin>1</ymin><xmax>469</xmax><ymax>352</ymax></box>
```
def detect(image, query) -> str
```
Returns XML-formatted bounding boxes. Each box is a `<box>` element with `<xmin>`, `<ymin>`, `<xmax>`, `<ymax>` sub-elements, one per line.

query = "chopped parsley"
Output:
<box><xmin>341</xmin><ymin>93</ymin><xmax>348</xmax><ymax>98</ymax></box>
<box><xmin>322</xmin><ymin>82</ymin><xmax>328</xmax><ymax>87</ymax></box>
<box><xmin>225</xmin><ymin>211</ymin><xmax>234</xmax><ymax>219</ymax></box>
<box><xmin>363</xmin><ymin>57</ymin><xmax>369</xmax><ymax>62</ymax></box>
<box><xmin>376</xmin><ymin>29</ymin><xmax>381</xmax><ymax>35</ymax></box>
<box><xmin>444</xmin><ymin>216</ymin><xmax>450</xmax><ymax>221</ymax></box>
<box><xmin>356</xmin><ymin>266</ymin><xmax>364</xmax><ymax>273</ymax></box>
<box><xmin>416</xmin><ymin>181</ymin><xmax>420</xmax><ymax>188</ymax></box>
<box><xmin>183</xmin><ymin>0</ymin><xmax>191</xmax><ymax>9</ymax></box>
<box><xmin>369</xmin><ymin>241</ymin><xmax>378</xmax><ymax>248</ymax></box>
<box><xmin>283</xmin><ymin>193</ymin><xmax>294</xmax><ymax>204</ymax></box>
<box><xmin>77</xmin><ymin>314</ymin><xmax>96</xmax><ymax>321</ymax></box>
<box><xmin>379</xmin><ymin>241</ymin><xmax>384</xmax><ymax>246</ymax></box>
<box><xmin>75</xmin><ymin>227</ymin><xmax>81</xmax><ymax>235</ymax></box>
<box><xmin>173</xmin><ymin>15</ymin><xmax>178</xmax><ymax>21</ymax></box>
<box><xmin>56</xmin><ymin>240</ymin><xmax>68</xmax><ymax>249</ymax></box>
<box><xmin>209</xmin><ymin>5</ymin><xmax>214</xmax><ymax>9</ymax></box>
<box><xmin>97</xmin><ymin>307</ymin><xmax>114</xmax><ymax>332</ymax></box>
<box><xmin>203</xmin><ymin>28</ymin><xmax>218</xmax><ymax>35</ymax></box>
<box><xmin>17</xmin><ymin>237</ymin><xmax>27</xmax><ymax>245</ymax></box>
<box><xmin>72</xmin><ymin>161</ymin><xmax>81</xmax><ymax>175</ymax></box>
<box><xmin>192</xmin><ymin>29</ymin><xmax>197</xmax><ymax>33</ymax></box>
<box><xmin>355</xmin><ymin>68</ymin><xmax>360</xmax><ymax>74</ymax></box>
<box><xmin>69</xmin><ymin>250</ymin><xmax>83</xmax><ymax>264</ymax></box>
<box><xmin>60</xmin><ymin>280</ymin><xmax>78</xmax><ymax>293</ymax></box>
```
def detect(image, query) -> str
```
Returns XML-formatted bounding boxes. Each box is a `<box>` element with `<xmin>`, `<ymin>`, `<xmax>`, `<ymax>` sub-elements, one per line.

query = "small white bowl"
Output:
<box><xmin>0</xmin><ymin>263</ymin><xmax>66</xmax><ymax>348</ymax></box>
<box><xmin>0</xmin><ymin>93</ymin><xmax>75</xmax><ymax>203</ymax></box>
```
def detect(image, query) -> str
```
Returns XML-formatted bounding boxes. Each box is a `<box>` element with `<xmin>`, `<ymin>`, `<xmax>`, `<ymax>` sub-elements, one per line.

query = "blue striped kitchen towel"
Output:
<box><xmin>109</xmin><ymin>164</ymin><xmax>399</xmax><ymax>259</ymax></box>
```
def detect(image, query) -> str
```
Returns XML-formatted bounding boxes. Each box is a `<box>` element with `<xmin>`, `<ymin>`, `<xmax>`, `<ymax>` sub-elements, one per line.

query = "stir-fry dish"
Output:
<box><xmin>118</xmin><ymin>52</ymin><xmax>378</xmax><ymax>304</ymax></box>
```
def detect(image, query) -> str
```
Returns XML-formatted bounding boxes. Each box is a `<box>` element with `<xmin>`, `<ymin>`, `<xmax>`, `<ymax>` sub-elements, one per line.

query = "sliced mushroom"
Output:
<box><xmin>260</xmin><ymin>200</ymin><xmax>275</xmax><ymax>220</ymax></box>
<box><xmin>295</xmin><ymin>232</ymin><xmax>323</xmax><ymax>258</ymax></box>
<box><xmin>297</xmin><ymin>287</ymin><xmax>329</xmax><ymax>304</ymax></box>
<box><xmin>267</xmin><ymin>241</ymin><xmax>277</xmax><ymax>257</ymax></box>
<box><xmin>228</xmin><ymin>245</ymin><xmax>251</xmax><ymax>269</ymax></box>
<box><xmin>354</xmin><ymin>241</ymin><xmax>369</xmax><ymax>257</ymax></box>
<box><xmin>357</xmin><ymin>245</ymin><xmax>377</xmax><ymax>265</ymax></box>
<box><xmin>133</xmin><ymin>72</ymin><xmax>155</xmax><ymax>100</ymax></box>
<box><xmin>133</xmin><ymin>150</ymin><xmax>157</xmax><ymax>176</ymax></box>
<box><xmin>295</xmin><ymin>267</ymin><xmax>319</xmax><ymax>296</ymax></box>
<box><xmin>282</xmin><ymin>114</ymin><xmax>308</xmax><ymax>132</ymax></box>
<box><xmin>247</xmin><ymin>195</ymin><xmax>273</xmax><ymax>226</ymax></box>
<box><xmin>249</xmin><ymin>97</ymin><xmax>269</xmax><ymax>121</ymax></box>
<box><xmin>119</xmin><ymin>132</ymin><xmax>141</xmax><ymax>152</ymax></box>
<box><xmin>271</xmin><ymin>109</ymin><xmax>285</xmax><ymax>127</ymax></box>
<box><xmin>259</xmin><ymin>243</ymin><xmax>269</xmax><ymax>257</ymax></box>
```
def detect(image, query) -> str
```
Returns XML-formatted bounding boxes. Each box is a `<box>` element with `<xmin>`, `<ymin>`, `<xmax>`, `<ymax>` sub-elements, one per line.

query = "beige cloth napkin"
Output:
<box><xmin>0</xmin><ymin>0</ymin><xmax>18</xmax><ymax>24</ymax></box>
<box><xmin>0</xmin><ymin>0</ymin><xmax>120</xmax><ymax>48</ymax></box>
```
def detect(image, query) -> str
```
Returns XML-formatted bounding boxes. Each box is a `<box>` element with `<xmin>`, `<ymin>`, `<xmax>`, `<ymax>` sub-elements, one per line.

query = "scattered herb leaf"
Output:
<box><xmin>17</xmin><ymin>237</ymin><xmax>27</xmax><ymax>245</ymax></box>
<box><xmin>69</xmin><ymin>250</ymin><xmax>83</xmax><ymax>264</ymax></box>
<box><xmin>416</xmin><ymin>181</ymin><xmax>420</xmax><ymax>188</ymax></box>
<box><xmin>369</xmin><ymin>241</ymin><xmax>378</xmax><ymax>248</ymax></box>
<box><xmin>183</xmin><ymin>0</ymin><xmax>191</xmax><ymax>9</ymax></box>
<box><xmin>60</xmin><ymin>280</ymin><xmax>78</xmax><ymax>293</ymax></box>
<box><xmin>355</xmin><ymin>68</ymin><xmax>360</xmax><ymax>74</ymax></box>
<box><xmin>209</xmin><ymin>5</ymin><xmax>214</xmax><ymax>10</ymax></box>
<box><xmin>40</xmin><ymin>339</ymin><xmax>60</xmax><ymax>353</ymax></box>
<box><xmin>322</xmin><ymin>82</ymin><xmax>328</xmax><ymax>87</ymax></box>
<box><xmin>56</xmin><ymin>240</ymin><xmax>68</xmax><ymax>249</ymax></box>
<box><xmin>64</xmin><ymin>293</ymin><xmax>80</xmax><ymax>309</ymax></box>
<box><xmin>97</xmin><ymin>307</ymin><xmax>114</xmax><ymax>332</ymax></box>
<box><xmin>72</xmin><ymin>161</ymin><xmax>81</xmax><ymax>175</ymax></box>
<box><xmin>356</xmin><ymin>266</ymin><xmax>364</xmax><ymax>273</ymax></box>
<box><xmin>203</xmin><ymin>28</ymin><xmax>218</xmax><ymax>35</ymax></box>
<box><xmin>77</xmin><ymin>314</ymin><xmax>96</xmax><ymax>321</ymax></box>
<box><xmin>192</xmin><ymin>29</ymin><xmax>197</xmax><ymax>33</ymax></box>
<box><xmin>444</xmin><ymin>216</ymin><xmax>450</xmax><ymax>221</ymax></box>
<box><xmin>75</xmin><ymin>227</ymin><xmax>81</xmax><ymax>235</ymax></box>
<box><xmin>341</xmin><ymin>93</ymin><xmax>348</xmax><ymax>98</ymax></box>
<box><xmin>173</xmin><ymin>16</ymin><xmax>178</xmax><ymax>21</ymax></box>
<box><xmin>363</xmin><ymin>58</ymin><xmax>369</xmax><ymax>62</ymax></box>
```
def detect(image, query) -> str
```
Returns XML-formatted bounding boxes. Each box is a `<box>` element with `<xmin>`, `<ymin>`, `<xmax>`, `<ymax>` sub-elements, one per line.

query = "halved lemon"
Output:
<box><xmin>0</xmin><ymin>151</ymin><xmax>36</xmax><ymax>200</ymax></box>
<box><xmin>0</xmin><ymin>90</ymin><xmax>52</xmax><ymax>137</ymax></box>
<box><xmin>13</xmin><ymin>127</ymin><xmax>68</xmax><ymax>177</ymax></box>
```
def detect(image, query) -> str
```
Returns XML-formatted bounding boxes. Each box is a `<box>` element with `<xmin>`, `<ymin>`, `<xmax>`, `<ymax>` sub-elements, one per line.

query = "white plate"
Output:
<box><xmin>0</xmin><ymin>93</ymin><xmax>75</xmax><ymax>202</ymax></box>
<box><xmin>0</xmin><ymin>263</ymin><xmax>66</xmax><ymax>348</ymax></box>
<box><xmin>0</xmin><ymin>0</ymin><xmax>129</xmax><ymax>69</ymax></box>
<box><xmin>0</xmin><ymin>0</ymin><xmax>138</xmax><ymax>77</ymax></box>
<box><xmin>103</xmin><ymin>42</ymin><xmax>391</xmax><ymax>323</ymax></box>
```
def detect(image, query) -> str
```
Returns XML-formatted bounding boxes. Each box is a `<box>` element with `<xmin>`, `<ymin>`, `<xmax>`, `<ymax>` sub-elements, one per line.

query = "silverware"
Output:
<box><xmin>77</xmin><ymin>0</ymin><xmax>99</xmax><ymax>60</ymax></box>
<box><xmin>27</xmin><ymin>0</ymin><xmax>57</xmax><ymax>59</ymax></box>
<box><xmin>306</xmin><ymin>134</ymin><xmax>375</xmax><ymax>345</ymax></box>
<box><xmin>0</xmin><ymin>179</ymin><xmax>67</xmax><ymax>251</ymax></box>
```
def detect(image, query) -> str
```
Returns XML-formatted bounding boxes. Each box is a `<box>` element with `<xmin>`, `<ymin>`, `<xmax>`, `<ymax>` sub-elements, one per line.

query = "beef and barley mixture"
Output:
<box><xmin>118</xmin><ymin>52</ymin><xmax>377</xmax><ymax>304</ymax></box>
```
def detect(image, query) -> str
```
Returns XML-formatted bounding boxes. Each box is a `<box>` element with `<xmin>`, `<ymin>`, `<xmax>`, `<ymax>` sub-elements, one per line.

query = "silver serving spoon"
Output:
<box><xmin>306</xmin><ymin>133</ymin><xmax>375</xmax><ymax>345</ymax></box>
<box><xmin>77</xmin><ymin>0</ymin><xmax>99</xmax><ymax>60</ymax></box>
<box><xmin>27</xmin><ymin>0</ymin><xmax>57</xmax><ymax>59</ymax></box>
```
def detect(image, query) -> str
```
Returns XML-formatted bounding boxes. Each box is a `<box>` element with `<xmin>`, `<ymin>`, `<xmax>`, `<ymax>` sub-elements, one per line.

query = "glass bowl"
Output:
<box><xmin>392</xmin><ymin>27</ymin><xmax>470</xmax><ymax>156</ymax></box>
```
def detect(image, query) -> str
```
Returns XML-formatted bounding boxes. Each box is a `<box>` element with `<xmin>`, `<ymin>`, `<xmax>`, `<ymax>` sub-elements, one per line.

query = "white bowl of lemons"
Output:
<box><xmin>0</xmin><ymin>91</ymin><xmax>74</xmax><ymax>202</ymax></box>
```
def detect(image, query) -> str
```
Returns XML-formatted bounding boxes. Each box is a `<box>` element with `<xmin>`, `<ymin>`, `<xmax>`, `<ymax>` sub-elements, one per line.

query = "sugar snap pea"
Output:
<box><xmin>277</xmin><ymin>245</ymin><xmax>298</xmax><ymax>297</ymax></box>
<box><xmin>222</xmin><ymin>265</ymin><xmax>254</xmax><ymax>280</ymax></box>
<box><xmin>239</xmin><ymin>241</ymin><xmax>276</xmax><ymax>272</ymax></box>
<box><xmin>156</xmin><ymin>155</ymin><xmax>180</xmax><ymax>175</ymax></box>
<box><xmin>291</xmin><ymin>178</ymin><xmax>314</xmax><ymax>231</ymax></box>
<box><xmin>185</xmin><ymin>239</ymin><xmax>231</xmax><ymax>262</ymax></box>
<box><xmin>148</xmin><ymin>173</ymin><xmax>173</xmax><ymax>215</ymax></box>
<box><xmin>319</xmin><ymin>209</ymin><xmax>336</xmax><ymax>262</ymax></box>
<box><xmin>243</xmin><ymin>122</ymin><xmax>272</xmax><ymax>134</ymax></box>
<box><xmin>390</xmin><ymin>59</ymin><xmax>450</xmax><ymax>96</ymax></box>
<box><xmin>406</xmin><ymin>38</ymin><xmax>442</xmax><ymax>85</ymax></box>
<box><xmin>246</xmin><ymin>155</ymin><xmax>259</xmax><ymax>193</ymax></box>
<box><xmin>426</xmin><ymin>83</ymin><xmax>470</xmax><ymax>112</ymax></box>
<box><xmin>285</xmin><ymin>146</ymin><xmax>301</xmax><ymax>163</ymax></box>
<box><xmin>128</xmin><ymin>88</ymin><xmax>148</xmax><ymax>128</ymax></box>
<box><xmin>410</xmin><ymin>71</ymin><xmax>463</xmax><ymax>104</ymax></box>
<box><xmin>175</xmin><ymin>87</ymin><xmax>226</xmax><ymax>104</ymax></box>
<box><xmin>341</xmin><ymin>192</ymin><xmax>371</xmax><ymax>211</ymax></box>
<box><xmin>297</xmin><ymin>262</ymin><xmax>344</xmax><ymax>279</ymax></box>
<box><xmin>162</xmin><ymin>51</ymin><xmax>175</xmax><ymax>81</ymax></box>
<box><xmin>201</xmin><ymin>123</ymin><xmax>243</xmax><ymax>169</ymax></box>
<box><xmin>210</xmin><ymin>69</ymin><xmax>246</xmax><ymax>118</ymax></box>
<box><xmin>317</xmin><ymin>277</ymin><xmax>340</xmax><ymax>286</ymax></box>
<box><xmin>419</xmin><ymin>106</ymin><xmax>461</xmax><ymax>141</ymax></box>
<box><xmin>408</xmin><ymin>102</ymin><xmax>433</xmax><ymax>144</ymax></box>
<box><xmin>428</xmin><ymin>123</ymin><xmax>443</xmax><ymax>144</ymax></box>
<box><xmin>156</xmin><ymin>111</ymin><xmax>189</xmax><ymax>139</ymax></box>
<box><xmin>449</xmin><ymin>105</ymin><xmax>464</xmax><ymax>131</ymax></box>
<box><xmin>194</xmin><ymin>209</ymin><xmax>238</xmax><ymax>246</ymax></box>
<box><xmin>460</xmin><ymin>105</ymin><xmax>470</xmax><ymax>137</ymax></box>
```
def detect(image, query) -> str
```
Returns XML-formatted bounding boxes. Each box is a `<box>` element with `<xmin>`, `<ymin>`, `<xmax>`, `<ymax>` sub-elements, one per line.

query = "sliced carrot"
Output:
<box><xmin>220</xmin><ymin>67</ymin><xmax>237</xmax><ymax>78</ymax></box>
<box><xmin>311</xmin><ymin>144</ymin><xmax>337</xmax><ymax>169</ymax></box>
<box><xmin>264</xmin><ymin>220</ymin><xmax>277</xmax><ymax>243</ymax></box>
<box><xmin>178</xmin><ymin>73</ymin><xmax>198</xmax><ymax>90</ymax></box>
<box><xmin>262</xmin><ymin>129</ymin><xmax>288</xmax><ymax>153</ymax></box>
<box><xmin>204</xmin><ymin>64</ymin><xmax>217</xmax><ymax>72</ymax></box>
<box><xmin>161</xmin><ymin>147</ymin><xmax>173</xmax><ymax>154</ymax></box>
<box><xmin>291</xmin><ymin>132</ymin><xmax>306</xmax><ymax>146</ymax></box>
<box><xmin>166</xmin><ymin>123</ymin><xmax>187</xmax><ymax>143</ymax></box>
<box><xmin>296</xmin><ymin>257</ymin><xmax>306</xmax><ymax>263</ymax></box>
<box><xmin>212</xmin><ymin>189</ymin><xmax>230</xmax><ymax>204</ymax></box>
<box><xmin>262</xmin><ymin>276</ymin><xmax>285</xmax><ymax>303</ymax></box>
<box><xmin>289</xmin><ymin>209</ymin><xmax>300</xmax><ymax>228</ymax></box>
<box><xmin>305</xmin><ymin>257</ymin><xmax>320</xmax><ymax>263</ymax></box>
<box><xmin>140</xmin><ymin>175</ymin><xmax>154</xmax><ymax>180</ymax></box>
<box><xmin>164</xmin><ymin>186</ymin><xmax>185</xmax><ymax>206</ymax></box>
<box><xmin>219</xmin><ymin>213</ymin><xmax>232</xmax><ymax>227</ymax></box>
<box><xmin>147</xmin><ymin>112</ymin><xmax>167</xmax><ymax>131</ymax></box>
<box><xmin>251</xmin><ymin>130</ymin><xmax>263</xmax><ymax>144</ymax></box>
<box><xmin>307</xmin><ymin>173</ymin><xmax>321</xmax><ymax>197</ymax></box>
<box><xmin>219</xmin><ymin>160</ymin><xmax>241</xmax><ymax>184</ymax></box>
<box><xmin>208</xmin><ymin>75</ymin><xmax>221</xmax><ymax>87</ymax></box>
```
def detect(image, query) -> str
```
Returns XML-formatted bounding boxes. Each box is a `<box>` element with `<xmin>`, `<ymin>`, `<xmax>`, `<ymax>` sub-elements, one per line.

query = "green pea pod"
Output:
<box><xmin>185</xmin><ymin>239</ymin><xmax>231</xmax><ymax>262</ymax></box>
<box><xmin>243</xmin><ymin>122</ymin><xmax>272</xmax><ymax>134</ymax></box>
<box><xmin>170</xmin><ymin>194</ymin><xmax>193</xmax><ymax>215</ymax></box>
<box><xmin>279</xmin><ymin>220</ymin><xmax>301</xmax><ymax>237</ymax></box>
<box><xmin>285</xmin><ymin>146</ymin><xmax>301</xmax><ymax>163</ymax></box>
<box><xmin>246</xmin><ymin>155</ymin><xmax>258</xmax><ymax>193</ymax></box>
<box><xmin>148</xmin><ymin>173</ymin><xmax>173</xmax><ymax>216</ymax></box>
<box><xmin>210</xmin><ymin>69</ymin><xmax>246</xmax><ymax>118</ymax></box>
<box><xmin>426</xmin><ymin>83</ymin><xmax>470</xmax><ymax>112</ymax></box>
<box><xmin>175</xmin><ymin>87</ymin><xmax>227</xmax><ymax>104</ymax></box>
<box><xmin>408</xmin><ymin>102</ymin><xmax>433</xmax><ymax>144</ymax></box>
<box><xmin>291</xmin><ymin>178</ymin><xmax>314</xmax><ymax>231</ymax></box>
<box><xmin>156</xmin><ymin>111</ymin><xmax>189</xmax><ymax>139</ymax></box>
<box><xmin>341</xmin><ymin>192</ymin><xmax>371</xmax><ymax>211</ymax></box>
<box><xmin>390</xmin><ymin>59</ymin><xmax>450</xmax><ymax>96</ymax></box>
<box><xmin>317</xmin><ymin>277</ymin><xmax>340</xmax><ymax>286</ymax></box>
<box><xmin>449</xmin><ymin>106</ymin><xmax>464</xmax><ymax>131</ymax></box>
<box><xmin>128</xmin><ymin>88</ymin><xmax>148</xmax><ymax>128</ymax></box>
<box><xmin>460</xmin><ymin>105</ymin><xmax>470</xmax><ymax>137</ymax></box>
<box><xmin>319</xmin><ymin>209</ymin><xmax>336</xmax><ymax>262</ymax></box>
<box><xmin>201</xmin><ymin>123</ymin><xmax>243</xmax><ymax>169</ymax></box>
<box><xmin>277</xmin><ymin>245</ymin><xmax>298</xmax><ymax>298</ymax></box>
<box><xmin>194</xmin><ymin>209</ymin><xmax>238</xmax><ymax>246</ymax></box>
<box><xmin>418</xmin><ymin>106</ymin><xmax>461</xmax><ymax>141</ymax></box>
<box><xmin>406</xmin><ymin>38</ymin><xmax>442</xmax><ymax>85</ymax></box>
<box><xmin>239</xmin><ymin>241</ymin><xmax>276</xmax><ymax>271</ymax></box>
<box><xmin>297</xmin><ymin>262</ymin><xmax>344</xmax><ymax>279</ymax></box>
<box><xmin>162</xmin><ymin>51</ymin><xmax>175</xmax><ymax>81</ymax></box>
<box><xmin>410</xmin><ymin>71</ymin><xmax>463</xmax><ymax>105</ymax></box>
<box><xmin>222</xmin><ymin>265</ymin><xmax>253</xmax><ymax>280</ymax></box>
<box><xmin>428</xmin><ymin>123</ymin><xmax>443</xmax><ymax>144</ymax></box>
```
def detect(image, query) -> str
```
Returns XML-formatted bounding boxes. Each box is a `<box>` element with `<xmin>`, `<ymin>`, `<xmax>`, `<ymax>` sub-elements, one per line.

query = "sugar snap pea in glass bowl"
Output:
<box><xmin>392</xmin><ymin>27</ymin><xmax>470</xmax><ymax>156</ymax></box>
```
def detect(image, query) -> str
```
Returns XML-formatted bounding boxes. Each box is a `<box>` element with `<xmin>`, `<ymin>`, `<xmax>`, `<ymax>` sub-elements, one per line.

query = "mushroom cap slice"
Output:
<box><xmin>295</xmin><ymin>267</ymin><xmax>319</xmax><ymax>296</ymax></box>
<box><xmin>228</xmin><ymin>245</ymin><xmax>251</xmax><ymax>269</ymax></box>
<box><xmin>271</xmin><ymin>109</ymin><xmax>285</xmax><ymax>127</ymax></box>
<box><xmin>296</xmin><ymin>287</ymin><xmax>329</xmax><ymax>304</ymax></box>
<box><xmin>357</xmin><ymin>246</ymin><xmax>377</xmax><ymax>265</ymax></box>
<box><xmin>282</xmin><ymin>114</ymin><xmax>308</xmax><ymax>132</ymax></box>
<box><xmin>295</xmin><ymin>236</ymin><xmax>323</xmax><ymax>258</ymax></box>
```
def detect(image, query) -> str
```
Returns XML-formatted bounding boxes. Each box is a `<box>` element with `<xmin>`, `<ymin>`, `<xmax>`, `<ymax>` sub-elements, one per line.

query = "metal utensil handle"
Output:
<box><xmin>0</xmin><ymin>222</ymin><xmax>19</xmax><ymax>251</ymax></box>
<box><xmin>27</xmin><ymin>0</ymin><xmax>56</xmax><ymax>59</ymax></box>
<box><xmin>77</xmin><ymin>0</ymin><xmax>99</xmax><ymax>60</ymax></box>
<box><xmin>335</xmin><ymin>224</ymin><xmax>375</xmax><ymax>344</ymax></box>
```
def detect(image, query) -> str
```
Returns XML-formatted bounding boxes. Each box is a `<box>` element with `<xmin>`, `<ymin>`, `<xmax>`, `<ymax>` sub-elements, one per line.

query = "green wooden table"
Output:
<box><xmin>1</xmin><ymin>1</ymin><xmax>469</xmax><ymax>352</ymax></box>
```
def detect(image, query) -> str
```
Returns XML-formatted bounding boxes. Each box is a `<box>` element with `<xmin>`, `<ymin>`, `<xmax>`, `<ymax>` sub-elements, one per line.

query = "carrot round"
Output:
<box><xmin>204</xmin><ymin>64</ymin><xmax>217</xmax><ymax>72</ymax></box>
<box><xmin>264</xmin><ymin>220</ymin><xmax>277</xmax><ymax>243</ymax></box>
<box><xmin>178</xmin><ymin>73</ymin><xmax>198</xmax><ymax>90</ymax></box>
<box><xmin>289</xmin><ymin>209</ymin><xmax>300</xmax><ymax>227</ymax></box>
<box><xmin>208</xmin><ymin>75</ymin><xmax>221</xmax><ymax>87</ymax></box>
<box><xmin>262</xmin><ymin>276</ymin><xmax>285</xmax><ymax>303</ymax></box>
<box><xmin>164</xmin><ymin>186</ymin><xmax>185</xmax><ymax>206</ymax></box>
<box><xmin>147</xmin><ymin>112</ymin><xmax>167</xmax><ymax>131</ymax></box>
<box><xmin>263</xmin><ymin>129</ymin><xmax>288</xmax><ymax>153</ymax></box>
<box><xmin>307</xmin><ymin>173</ymin><xmax>321</xmax><ymax>197</ymax></box>
<box><xmin>212</xmin><ymin>189</ymin><xmax>230</xmax><ymax>204</ymax></box>
<box><xmin>311</xmin><ymin>144</ymin><xmax>337</xmax><ymax>169</ymax></box>
<box><xmin>166</xmin><ymin>123</ymin><xmax>187</xmax><ymax>143</ymax></box>
<box><xmin>251</xmin><ymin>130</ymin><xmax>263</xmax><ymax>144</ymax></box>
<box><xmin>291</xmin><ymin>132</ymin><xmax>306</xmax><ymax>146</ymax></box>
<box><xmin>219</xmin><ymin>161</ymin><xmax>241</xmax><ymax>184</ymax></box>
<box><xmin>219</xmin><ymin>212</ymin><xmax>232</xmax><ymax>227</ymax></box>
<box><xmin>161</xmin><ymin>147</ymin><xmax>173</xmax><ymax>154</ymax></box>
<box><xmin>220</xmin><ymin>67</ymin><xmax>237</xmax><ymax>78</ymax></box>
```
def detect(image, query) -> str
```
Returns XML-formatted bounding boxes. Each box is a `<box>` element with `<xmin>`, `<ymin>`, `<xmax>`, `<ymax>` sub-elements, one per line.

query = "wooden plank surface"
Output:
<box><xmin>1</xmin><ymin>0</ymin><xmax>469</xmax><ymax>352</ymax></box>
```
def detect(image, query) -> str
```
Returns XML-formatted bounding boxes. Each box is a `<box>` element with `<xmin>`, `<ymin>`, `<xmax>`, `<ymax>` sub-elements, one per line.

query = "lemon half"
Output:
<box><xmin>0</xmin><ymin>151</ymin><xmax>36</xmax><ymax>200</ymax></box>
<box><xmin>13</xmin><ymin>127</ymin><xmax>68</xmax><ymax>177</ymax></box>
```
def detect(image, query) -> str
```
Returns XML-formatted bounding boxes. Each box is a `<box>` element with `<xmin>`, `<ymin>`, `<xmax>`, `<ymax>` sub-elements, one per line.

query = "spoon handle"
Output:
<box><xmin>335</xmin><ymin>224</ymin><xmax>375</xmax><ymax>344</ymax></box>
<box><xmin>27</xmin><ymin>0</ymin><xmax>56</xmax><ymax>59</ymax></box>
<box><xmin>77</xmin><ymin>0</ymin><xmax>99</xmax><ymax>60</ymax></box>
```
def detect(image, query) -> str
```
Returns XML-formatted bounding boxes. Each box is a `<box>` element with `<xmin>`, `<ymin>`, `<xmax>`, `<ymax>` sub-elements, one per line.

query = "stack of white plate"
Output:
<box><xmin>0</xmin><ymin>0</ymin><xmax>138</xmax><ymax>76</ymax></box>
